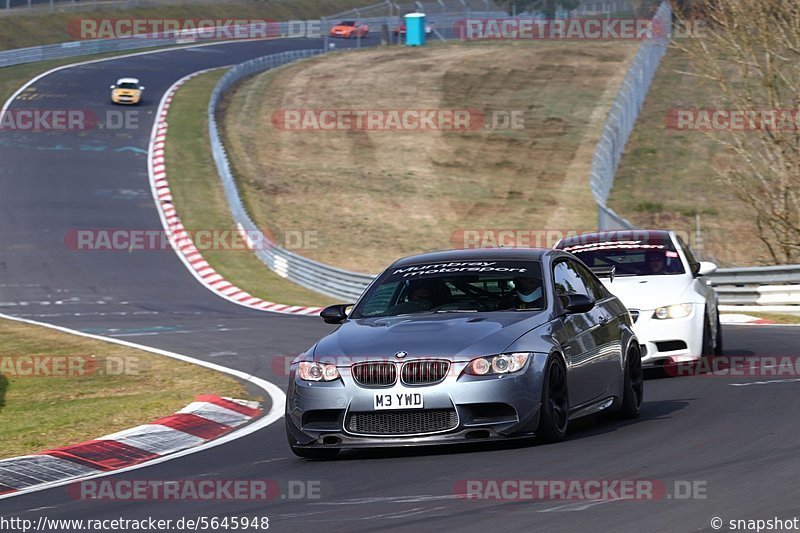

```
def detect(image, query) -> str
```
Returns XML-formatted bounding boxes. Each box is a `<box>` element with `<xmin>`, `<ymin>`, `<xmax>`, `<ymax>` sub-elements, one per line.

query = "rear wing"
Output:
<box><xmin>589</xmin><ymin>265</ymin><xmax>615</xmax><ymax>282</ymax></box>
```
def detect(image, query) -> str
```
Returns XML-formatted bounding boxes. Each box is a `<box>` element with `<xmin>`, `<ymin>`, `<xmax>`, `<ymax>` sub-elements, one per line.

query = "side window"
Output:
<box><xmin>574</xmin><ymin>262</ymin><xmax>606</xmax><ymax>301</ymax></box>
<box><xmin>553</xmin><ymin>261</ymin><xmax>590</xmax><ymax>297</ymax></box>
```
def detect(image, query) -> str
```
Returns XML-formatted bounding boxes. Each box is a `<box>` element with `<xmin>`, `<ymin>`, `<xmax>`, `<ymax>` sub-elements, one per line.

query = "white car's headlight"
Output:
<box><xmin>653</xmin><ymin>303</ymin><xmax>693</xmax><ymax>320</ymax></box>
<box><xmin>298</xmin><ymin>361</ymin><xmax>340</xmax><ymax>381</ymax></box>
<box><xmin>465</xmin><ymin>353</ymin><xmax>530</xmax><ymax>376</ymax></box>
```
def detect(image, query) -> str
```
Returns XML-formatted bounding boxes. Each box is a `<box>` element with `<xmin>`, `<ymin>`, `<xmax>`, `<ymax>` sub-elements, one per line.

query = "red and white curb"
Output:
<box><xmin>0</xmin><ymin>395</ymin><xmax>260</xmax><ymax>496</ymax></box>
<box><xmin>148</xmin><ymin>71</ymin><xmax>323</xmax><ymax>316</ymax></box>
<box><xmin>720</xmin><ymin>313</ymin><xmax>775</xmax><ymax>325</ymax></box>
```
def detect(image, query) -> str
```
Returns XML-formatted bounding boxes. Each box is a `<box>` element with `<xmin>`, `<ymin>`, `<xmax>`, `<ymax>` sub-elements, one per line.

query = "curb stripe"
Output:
<box><xmin>146</xmin><ymin>74</ymin><xmax>324</xmax><ymax>316</ymax></box>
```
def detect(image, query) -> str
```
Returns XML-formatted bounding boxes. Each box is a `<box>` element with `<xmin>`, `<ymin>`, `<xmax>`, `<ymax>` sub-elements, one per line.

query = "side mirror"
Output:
<box><xmin>561</xmin><ymin>293</ymin><xmax>595</xmax><ymax>314</ymax></box>
<box><xmin>320</xmin><ymin>304</ymin><xmax>353</xmax><ymax>324</ymax></box>
<box><xmin>697</xmin><ymin>261</ymin><xmax>718</xmax><ymax>277</ymax></box>
<box><xmin>139</xmin><ymin>86</ymin><xmax>146</xmax><ymax>91</ymax></box>
<box><xmin>109</xmin><ymin>85</ymin><xmax>116</xmax><ymax>89</ymax></box>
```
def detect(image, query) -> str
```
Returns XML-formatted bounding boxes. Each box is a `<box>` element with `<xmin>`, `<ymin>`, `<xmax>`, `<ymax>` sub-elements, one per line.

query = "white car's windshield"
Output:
<box><xmin>562</xmin><ymin>238</ymin><xmax>685</xmax><ymax>276</ymax></box>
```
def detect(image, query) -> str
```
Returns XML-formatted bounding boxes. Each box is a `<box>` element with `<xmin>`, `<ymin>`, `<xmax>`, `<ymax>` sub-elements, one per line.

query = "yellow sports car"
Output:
<box><xmin>110</xmin><ymin>78</ymin><xmax>145</xmax><ymax>105</ymax></box>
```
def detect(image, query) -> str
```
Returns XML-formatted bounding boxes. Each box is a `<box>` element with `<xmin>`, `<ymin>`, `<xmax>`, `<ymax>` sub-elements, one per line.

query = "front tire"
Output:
<box><xmin>714</xmin><ymin>308</ymin><xmax>724</xmax><ymax>355</ymax></box>
<box><xmin>618</xmin><ymin>346</ymin><xmax>643</xmax><ymax>418</ymax></box>
<box><xmin>701</xmin><ymin>313</ymin><xmax>714</xmax><ymax>357</ymax></box>
<box><xmin>537</xmin><ymin>356</ymin><xmax>569</xmax><ymax>442</ymax></box>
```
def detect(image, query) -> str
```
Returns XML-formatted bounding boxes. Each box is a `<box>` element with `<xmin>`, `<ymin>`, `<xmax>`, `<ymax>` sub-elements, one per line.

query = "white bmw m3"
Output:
<box><xmin>556</xmin><ymin>230</ymin><xmax>722</xmax><ymax>368</ymax></box>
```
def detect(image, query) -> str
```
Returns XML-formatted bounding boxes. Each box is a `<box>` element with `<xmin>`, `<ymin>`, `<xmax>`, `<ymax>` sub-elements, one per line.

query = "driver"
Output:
<box><xmin>497</xmin><ymin>276</ymin><xmax>544</xmax><ymax>310</ymax></box>
<box><xmin>645</xmin><ymin>250</ymin><xmax>666</xmax><ymax>275</ymax></box>
<box><xmin>386</xmin><ymin>278</ymin><xmax>445</xmax><ymax>315</ymax></box>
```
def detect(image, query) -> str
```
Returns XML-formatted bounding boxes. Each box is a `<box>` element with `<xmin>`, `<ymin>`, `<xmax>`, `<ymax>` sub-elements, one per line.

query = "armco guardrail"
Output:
<box><xmin>207</xmin><ymin>50</ymin><xmax>376</xmax><ymax>302</ymax></box>
<box><xmin>592</xmin><ymin>0</ymin><xmax>671</xmax><ymax>231</ymax></box>
<box><xmin>709</xmin><ymin>266</ymin><xmax>800</xmax><ymax>307</ymax></box>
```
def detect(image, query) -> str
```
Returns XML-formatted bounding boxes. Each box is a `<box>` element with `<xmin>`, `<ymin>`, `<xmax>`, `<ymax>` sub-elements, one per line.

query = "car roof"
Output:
<box><xmin>116</xmin><ymin>77</ymin><xmax>140</xmax><ymax>85</ymax></box>
<box><xmin>390</xmin><ymin>247</ymin><xmax>551</xmax><ymax>268</ymax></box>
<box><xmin>556</xmin><ymin>229</ymin><xmax>673</xmax><ymax>248</ymax></box>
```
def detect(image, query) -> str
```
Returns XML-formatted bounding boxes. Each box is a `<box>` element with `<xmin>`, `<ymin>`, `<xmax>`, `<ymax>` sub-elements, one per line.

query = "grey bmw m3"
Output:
<box><xmin>285</xmin><ymin>248</ymin><xmax>643</xmax><ymax>458</ymax></box>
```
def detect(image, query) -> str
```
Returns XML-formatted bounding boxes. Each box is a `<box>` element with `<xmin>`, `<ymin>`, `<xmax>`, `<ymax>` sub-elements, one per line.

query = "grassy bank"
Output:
<box><xmin>607</xmin><ymin>47</ymin><xmax>766</xmax><ymax>266</ymax></box>
<box><xmin>164</xmin><ymin>70</ymin><xmax>334</xmax><ymax>307</ymax></box>
<box><xmin>221</xmin><ymin>40</ymin><xmax>638</xmax><ymax>273</ymax></box>
<box><xmin>0</xmin><ymin>318</ymin><xmax>256</xmax><ymax>459</ymax></box>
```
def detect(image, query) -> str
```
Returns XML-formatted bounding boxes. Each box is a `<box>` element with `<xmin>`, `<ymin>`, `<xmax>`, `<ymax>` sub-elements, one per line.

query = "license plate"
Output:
<box><xmin>373</xmin><ymin>392</ymin><xmax>424</xmax><ymax>410</ymax></box>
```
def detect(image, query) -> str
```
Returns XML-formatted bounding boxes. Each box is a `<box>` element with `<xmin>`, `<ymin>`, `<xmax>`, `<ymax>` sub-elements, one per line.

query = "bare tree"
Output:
<box><xmin>677</xmin><ymin>0</ymin><xmax>800</xmax><ymax>264</ymax></box>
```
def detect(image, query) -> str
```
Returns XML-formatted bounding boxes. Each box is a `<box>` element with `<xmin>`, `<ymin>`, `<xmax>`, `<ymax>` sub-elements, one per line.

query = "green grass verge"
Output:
<box><xmin>0</xmin><ymin>318</ymin><xmax>257</xmax><ymax>459</ymax></box>
<box><xmin>0</xmin><ymin>0</ymin><xmax>376</xmax><ymax>50</ymax></box>
<box><xmin>164</xmin><ymin>70</ymin><xmax>334</xmax><ymax>307</ymax></box>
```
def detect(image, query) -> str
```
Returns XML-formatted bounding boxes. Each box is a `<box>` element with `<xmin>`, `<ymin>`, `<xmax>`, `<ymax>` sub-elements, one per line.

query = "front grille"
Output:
<box><xmin>352</xmin><ymin>362</ymin><xmax>397</xmax><ymax>386</ymax></box>
<box><xmin>401</xmin><ymin>360</ymin><xmax>449</xmax><ymax>385</ymax></box>
<box><xmin>348</xmin><ymin>409</ymin><xmax>458</xmax><ymax>435</ymax></box>
<box><xmin>630</xmin><ymin>309</ymin><xmax>640</xmax><ymax>323</ymax></box>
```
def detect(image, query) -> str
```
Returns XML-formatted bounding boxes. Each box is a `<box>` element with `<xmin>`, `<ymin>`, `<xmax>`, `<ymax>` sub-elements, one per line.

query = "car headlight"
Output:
<box><xmin>298</xmin><ymin>361</ymin><xmax>340</xmax><ymax>382</ymax></box>
<box><xmin>464</xmin><ymin>353</ymin><xmax>529</xmax><ymax>376</ymax></box>
<box><xmin>652</xmin><ymin>303</ymin><xmax>693</xmax><ymax>320</ymax></box>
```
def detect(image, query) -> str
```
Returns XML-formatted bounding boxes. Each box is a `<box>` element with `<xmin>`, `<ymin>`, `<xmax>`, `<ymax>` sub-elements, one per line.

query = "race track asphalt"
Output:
<box><xmin>1</xmin><ymin>36</ymin><xmax>799</xmax><ymax>533</ymax></box>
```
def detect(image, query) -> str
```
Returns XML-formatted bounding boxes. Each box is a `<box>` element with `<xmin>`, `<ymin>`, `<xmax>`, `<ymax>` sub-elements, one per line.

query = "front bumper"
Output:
<box><xmin>632</xmin><ymin>304</ymin><xmax>704</xmax><ymax>367</ymax></box>
<box><xmin>111</xmin><ymin>92</ymin><xmax>141</xmax><ymax>105</ymax></box>
<box><xmin>285</xmin><ymin>355</ymin><xmax>547</xmax><ymax>449</ymax></box>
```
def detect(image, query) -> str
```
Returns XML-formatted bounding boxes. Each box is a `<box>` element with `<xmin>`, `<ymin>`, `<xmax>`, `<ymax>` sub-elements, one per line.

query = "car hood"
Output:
<box><xmin>600</xmin><ymin>274</ymin><xmax>693</xmax><ymax>311</ymax></box>
<box><xmin>113</xmin><ymin>89</ymin><xmax>140</xmax><ymax>95</ymax></box>
<box><xmin>313</xmin><ymin>312</ymin><xmax>550</xmax><ymax>363</ymax></box>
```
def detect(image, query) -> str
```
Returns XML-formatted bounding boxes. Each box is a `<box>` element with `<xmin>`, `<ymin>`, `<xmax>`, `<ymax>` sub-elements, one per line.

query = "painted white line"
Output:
<box><xmin>730</xmin><ymin>378</ymin><xmax>800</xmax><ymax>387</ymax></box>
<box><xmin>0</xmin><ymin>312</ymin><xmax>286</xmax><ymax>501</ymax></box>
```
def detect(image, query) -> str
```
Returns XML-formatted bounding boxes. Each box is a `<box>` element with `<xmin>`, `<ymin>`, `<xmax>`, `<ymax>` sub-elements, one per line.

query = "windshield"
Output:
<box><xmin>561</xmin><ymin>238</ymin><xmax>685</xmax><ymax>276</ymax></box>
<box><xmin>339</xmin><ymin>20</ymin><xmax>356</xmax><ymax>26</ymax></box>
<box><xmin>116</xmin><ymin>82</ymin><xmax>139</xmax><ymax>90</ymax></box>
<box><xmin>350</xmin><ymin>260</ymin><xmax>546</xmax><ymax>318</ymax></box>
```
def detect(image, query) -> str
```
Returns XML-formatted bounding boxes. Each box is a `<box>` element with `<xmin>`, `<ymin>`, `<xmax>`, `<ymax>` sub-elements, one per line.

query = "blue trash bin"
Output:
<box><xmin>405</xmin><ymin>13</ymin><xmax>426</xmax><ymax>46</ymax></box>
